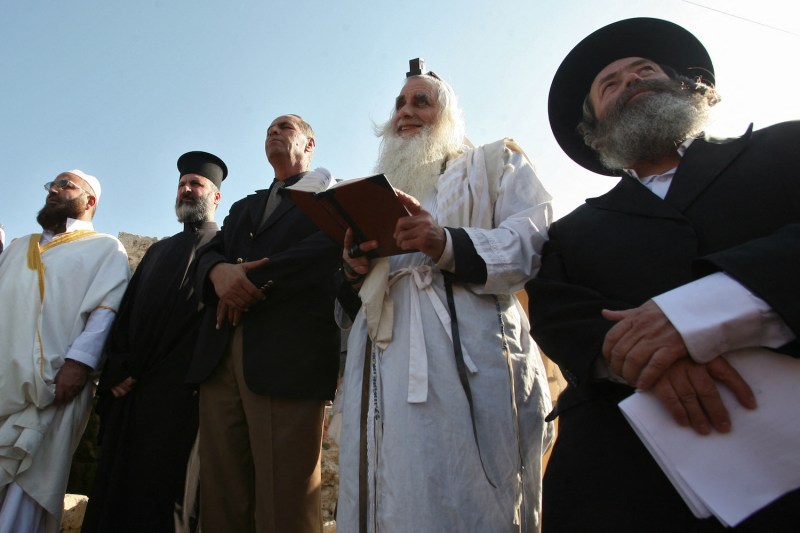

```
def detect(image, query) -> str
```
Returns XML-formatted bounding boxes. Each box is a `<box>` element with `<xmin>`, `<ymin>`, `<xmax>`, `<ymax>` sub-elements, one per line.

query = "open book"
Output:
<box><xmin>286</xmin><ymin>170</ymin><xmax>412</xmax><ymax>258</ymax></box>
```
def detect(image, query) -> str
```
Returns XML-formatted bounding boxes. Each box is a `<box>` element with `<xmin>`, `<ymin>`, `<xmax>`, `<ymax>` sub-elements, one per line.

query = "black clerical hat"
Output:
<box><xmin>177</xmin><ymin>151</ymin><xmax>228</xmax><ymax>188</ymax></box>
<box><xmin>549</xmin><ymin>18</ymin><xmax>714</xmax><ymax>175</ymax></box>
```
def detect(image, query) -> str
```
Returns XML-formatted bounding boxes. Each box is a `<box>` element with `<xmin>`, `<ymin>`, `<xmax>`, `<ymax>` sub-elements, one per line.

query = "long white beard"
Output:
<box><xmin>375</xmin><ymin>127</ymin><xmax>461</xmax><ymax>200</ymax></box>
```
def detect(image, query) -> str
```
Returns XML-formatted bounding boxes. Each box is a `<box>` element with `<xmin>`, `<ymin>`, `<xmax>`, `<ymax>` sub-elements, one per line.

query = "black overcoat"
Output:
<box><xmin>526</xmin><ymin>121</ymin><xmax>800</xmax><ymax>531</ymax></box>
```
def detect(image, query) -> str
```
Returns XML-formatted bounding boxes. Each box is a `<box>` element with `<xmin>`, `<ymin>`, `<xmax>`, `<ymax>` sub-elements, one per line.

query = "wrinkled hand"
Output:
<box><xmin>652</xmin><ymin>357</ymin><xmax>756</xmax><ymax>435</ymax></box>
<box><xmin>394</xmin><ymin>190</ymin><xmax>446</xmax><ymax>261</ymax></box>
<box><xmin>111</xmin><ymin>376</ymin><xmax>137</xmax><ymax>398</ymax></box>
<box><xmin>343</xmin><ymin>228</ymin><xmax>378</xmax><ymax>286</ymax></box>
<box><xmin>54</xmin><ymin>359</ymin><xmax>90</xmax><ymax>404</ymax></box>
<box><xmin>209</xmin><ymin>258</ymin><xmax>270</xmax><ymax>329</ymax></box>
<box><xmin>602</xmin><ymin>300</ymin><xmax>688</xmax><ymax>389</ymax></box>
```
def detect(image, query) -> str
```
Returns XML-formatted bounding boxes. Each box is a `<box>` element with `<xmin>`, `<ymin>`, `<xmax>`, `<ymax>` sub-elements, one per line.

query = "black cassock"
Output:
<box><xmin>83</xmin><ymin>221</ymin><xmax>218</xmax><ymax>533</ymax></box>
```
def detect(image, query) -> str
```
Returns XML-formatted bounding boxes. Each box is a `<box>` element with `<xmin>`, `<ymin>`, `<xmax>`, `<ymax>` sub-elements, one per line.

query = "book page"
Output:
<box><xmin>285</xmin><ymin>167</ymin><xmax>333</xmax><ymax>194</ymax></box>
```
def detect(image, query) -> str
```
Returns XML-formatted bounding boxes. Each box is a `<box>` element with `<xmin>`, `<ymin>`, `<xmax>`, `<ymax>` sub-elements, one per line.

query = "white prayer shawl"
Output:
<box><xmin>0</xmin><ymin>231</ymin><xmax>129</xmax><ymax>530</ymax></box>
<box><xmin>337</xmin><ymin>140</ymin><xmax>555</xmax><ymax>532</ymax></box>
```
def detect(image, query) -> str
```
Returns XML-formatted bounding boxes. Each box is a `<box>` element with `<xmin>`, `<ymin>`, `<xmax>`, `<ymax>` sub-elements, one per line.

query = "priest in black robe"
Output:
<box><xmin>83</xmin><ymin>151</ymin><xmax>227</xmax><ymax>533</ymax></box>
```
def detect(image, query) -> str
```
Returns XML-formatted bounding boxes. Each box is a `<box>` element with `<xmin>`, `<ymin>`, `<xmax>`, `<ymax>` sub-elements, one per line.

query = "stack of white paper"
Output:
<box><xmin>619</xmin><ymin>348</ymin><xmax>800</xmax><ymax>527</ymax></box>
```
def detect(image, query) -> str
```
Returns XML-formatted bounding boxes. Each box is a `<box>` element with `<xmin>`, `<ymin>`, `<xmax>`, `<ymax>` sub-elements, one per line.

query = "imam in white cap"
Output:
<box><xmin>64</xmin><ymin>169</ymin><xmax>102</xmax><ymax>202</ymax></box>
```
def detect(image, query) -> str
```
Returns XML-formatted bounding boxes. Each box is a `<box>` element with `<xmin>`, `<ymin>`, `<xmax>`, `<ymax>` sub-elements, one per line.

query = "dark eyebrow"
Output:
<box><xmin>597</xmin><ymin>58</ymin><xmax>655</xmax><ymax>88</ymax></box>
<box><xmin>412</xmin><ymin>93</ymin><xmax>431</xmax><ymax>105</ymax></box>
<box><xmin>269</xmin><ymin>120</ymin><xmax>296</xmax><ymax>130</ymax></box>
<box><xmin>395</xmin><ymin>92</ymin><xmax>432</xmax><ymax>111</ymax></box>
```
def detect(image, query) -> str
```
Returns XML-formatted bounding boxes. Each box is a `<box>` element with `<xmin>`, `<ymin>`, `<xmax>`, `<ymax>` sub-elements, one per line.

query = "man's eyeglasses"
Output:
<box><xmin>44</xmin><ymin>179</ymin><xmax>93</xmax><ymax>196</ymax></box>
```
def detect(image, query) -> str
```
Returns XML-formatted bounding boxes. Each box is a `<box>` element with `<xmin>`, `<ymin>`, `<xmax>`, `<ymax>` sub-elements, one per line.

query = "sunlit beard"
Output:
<box><xmin>592</xmin><ymin>85</ymin><xmax>710</xmax><ymax>172</ymax></box>
<box><xmin>175</xmin><ymin>192</ymin><xmax>214</xmax><ymax>224</ymax></box>
<box><xmin>36</xmin><ymin>196</ymin><xmax>85</xmax><ymax>230</ymax></box>
<box><xmin>375</xmin><ymin>125</ymin><xmax>460</xmax><ymax>200</ymax></box>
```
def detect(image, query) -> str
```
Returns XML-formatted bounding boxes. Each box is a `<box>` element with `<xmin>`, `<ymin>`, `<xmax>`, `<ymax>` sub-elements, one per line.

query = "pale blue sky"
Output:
<box><xmin>1</xmin><ymin>0</ymin><xmax>797</xmax><ymax>242</ymax></box>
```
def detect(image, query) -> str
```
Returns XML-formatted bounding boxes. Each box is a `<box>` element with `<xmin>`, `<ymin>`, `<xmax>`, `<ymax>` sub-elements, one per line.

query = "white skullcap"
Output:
<box><xmin>65</xmin><ymin>169</ymin><xmax>101</xmax><ymax>202</ymax></box>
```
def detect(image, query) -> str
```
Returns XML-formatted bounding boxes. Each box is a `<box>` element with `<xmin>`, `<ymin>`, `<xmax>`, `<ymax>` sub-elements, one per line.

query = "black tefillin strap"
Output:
<box><xmin>443</xmin><ymin>272</ymin><xmax>496</xmax><ymax>488</ymax></box>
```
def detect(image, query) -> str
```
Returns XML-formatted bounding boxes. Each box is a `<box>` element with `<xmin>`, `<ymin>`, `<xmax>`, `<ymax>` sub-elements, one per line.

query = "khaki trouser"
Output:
<box><xmin>199</xmin><ymin>326</ymin><xmax>324</xmax><ymax>533</ymax></box>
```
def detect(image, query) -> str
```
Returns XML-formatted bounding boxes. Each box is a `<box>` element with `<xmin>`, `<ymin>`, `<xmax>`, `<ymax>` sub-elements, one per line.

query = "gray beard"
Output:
<box><xmin>593</xmin><ymin>88</ymin><xmax>710</xmax><ymax>171</ymax></box>
<box><xmin>375</xmin><ymin>127</ymin><xmax>460</xmax><ymax>200</ymax></box>
<box><xmin>175</xmin><ymin>192</ymin><xmax>214</xmax><ymax>224</ymax></box>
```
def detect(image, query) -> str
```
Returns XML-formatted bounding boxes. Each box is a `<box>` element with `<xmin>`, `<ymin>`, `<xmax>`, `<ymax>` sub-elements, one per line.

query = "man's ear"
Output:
<box><xmin>213</xmin><ymin>191</ymin><xmax>221</xmax><ymax>207</ymax></box>
<box><xmin>86</xmin><ymin>195</ymin><xmax>97</xmax><ymax>209</ymax></box>
<box><xmin>305</xmin><ymin>136</ymin><xmax>316</xmax><ymax>153</ymax></box>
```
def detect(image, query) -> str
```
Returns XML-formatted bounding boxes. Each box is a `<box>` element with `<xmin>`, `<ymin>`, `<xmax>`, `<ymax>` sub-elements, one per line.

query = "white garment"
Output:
<box><xmin>337</xmin><ymin>140</ymin><xmax>554</xmax><ymax>532</ymax></box>
<box><xmin>0</xmin><ymin>229</ymin><xmax>129</xmax><ymax>532</ymax></box>
<box><xmin>40</xmin><ymin>219</ymin><xmax>116</xmax><ymax>369</ymax></box>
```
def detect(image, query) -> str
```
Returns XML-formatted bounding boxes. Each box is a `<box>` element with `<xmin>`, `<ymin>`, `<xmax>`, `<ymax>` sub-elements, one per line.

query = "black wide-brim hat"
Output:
<box><xmin>549</xmin><ymin>17</ymin><xmax>714</xmax><ymax>175</ymax></box>
<box><xmin>177</xmin><ymin>150</ymin><xmax>228</xmax><ymax>188</ymax></box>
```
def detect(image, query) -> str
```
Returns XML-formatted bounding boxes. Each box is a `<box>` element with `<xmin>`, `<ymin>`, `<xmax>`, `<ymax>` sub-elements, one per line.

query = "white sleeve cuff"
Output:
<box><xmin>435</xmin><ymin>228</ymin><xmax>456</xmax><ymax>271</ymax></box>
<box><xmin>66</xmin><ymin>307</ymin><xmax>117</xmax><ymax>369</ymax></box>
<box><xmin>652</xmin><ymin>272</ymin><xmax>796</xmax><ymax>363</ymax></box>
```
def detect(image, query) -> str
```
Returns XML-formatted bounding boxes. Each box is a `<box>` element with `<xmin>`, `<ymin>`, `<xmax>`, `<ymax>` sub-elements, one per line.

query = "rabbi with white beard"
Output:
<box><xmin>336</xmin><ymin>59</ymin><xmax>554</xmax><ymax>533</ymax></box>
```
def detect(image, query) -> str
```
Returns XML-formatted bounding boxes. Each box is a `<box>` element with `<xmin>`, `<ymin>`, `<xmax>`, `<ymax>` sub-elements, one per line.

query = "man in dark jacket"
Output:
<box><xmin>527</xmin><ymin>17</ymin><xmax>799</xmax><ymax>532</ymax></box>
<box><xmin>188</xmin><ymin>115</ymin><xmax>341</xmax><ymax>533</ymax></box>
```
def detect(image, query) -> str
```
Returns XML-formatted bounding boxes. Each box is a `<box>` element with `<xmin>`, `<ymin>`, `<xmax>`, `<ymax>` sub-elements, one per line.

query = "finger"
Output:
<box><xmin>394</xmin><ymin>216</ymin><xmax>418</xmax><ymax>237</ymax></box>
<box><xmin>668</xmin><ymin>365</ymin><xmax>713</xmax><ymax>435</ymax></box>
<box><xmin>636</xmin><ymin>346</ymin><xmax>685</xmax><ymax>390</ymax></box>
<box><xmin>347</xmin><ymin>240</ymin><xmax>379</xmax><ymax>259</ymax></box>
<box><xmin>601</xmin><ymin>308</ymin><xmax>634</xmax><ymax>322</ymax></box>
<box><xmin>653</xmin><ymin>378</ymin><xmax>691</xmax><ymax>429</ymax></box>
<box><xmin>231</xmin><ymin>308</ymin><xmax>242</xmax><ymax>328</ymax></box>
<box><xmin>216</xmin><ymin>301</ymin><xmax>229</xmax><ymax>329</ymax></box>
<box><xmin>228</xmin><ymin>305</ymin><xmax>239</xmax><ymax>328</ymax></box>
<box><xmin>602</xmin><ymin>319</ymin><xmax>636</xmax><ymax>376</ymax></box>
<box><xmin>619</xmin><ymin>340</ymin><xmax>653</xmax><ymax>386</ymax></box>
<box><xmin>395</xmin><ymin>190</ymin><xmax>421</xmax><ymax>214</ymax></box>
<box><xmin>242</xmin><ymin>257</ymin><xmax>270</xmax><ymax>271</ymax></box>
<box><xmin>687</xmin><ymin>363</ymin><xmax>731</xmax><ymax>433</ymax></box>
<box><xmin>343</xmin><ymin>228</ymin><xmax>353</xmax><ymax>249</ymax></box>
<box><xmin>707</xmin><ymin>358</ymin><xmax>757</xmax><ymax>409</ymax></box>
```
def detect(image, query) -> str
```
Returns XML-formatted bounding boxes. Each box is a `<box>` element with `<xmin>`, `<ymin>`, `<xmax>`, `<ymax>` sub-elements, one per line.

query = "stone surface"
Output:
<box><xmin>117</xmin><ymin>231</ymin><xmax>161</xmax><ymax>271</ymax></box>
<box><xmin>61</xmin><ymin>494</ymin><xmax>88</xmax><ymax>533</ymax></box>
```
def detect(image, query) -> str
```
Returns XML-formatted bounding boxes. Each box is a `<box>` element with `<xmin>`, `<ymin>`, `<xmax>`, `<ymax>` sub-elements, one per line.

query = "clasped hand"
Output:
<box><xmin>601</xmin><ymin>300</ymin><xmax>756</xmax><ymax>434</ymax></box>
<box><xmin>209</xmin><ymin>258</ymin><xmax>270</xmax><ymax>329</ymax></box>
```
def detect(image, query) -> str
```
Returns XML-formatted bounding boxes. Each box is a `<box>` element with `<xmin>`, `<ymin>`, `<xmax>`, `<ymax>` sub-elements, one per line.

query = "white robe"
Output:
<box><xmin>337</xmin><ymin>140</ymin><xmax>555</xmax><ymax>532</ymax></box>
<box><xmin>0</xmin><ymin>231</ymin><xmax>129</xmax><ymax>532</ymax></box>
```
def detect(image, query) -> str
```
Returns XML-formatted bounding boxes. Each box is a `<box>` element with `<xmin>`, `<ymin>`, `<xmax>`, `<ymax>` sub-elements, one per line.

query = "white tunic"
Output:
<box><xmin>337</xmin><ymin>140</ymin><xmax>555</xmax><ymax>532</ymax></box>
<box><xmin>0</xmin><ymin>230</ymin><xmax>129</xmax><ymax>531</ymax></box>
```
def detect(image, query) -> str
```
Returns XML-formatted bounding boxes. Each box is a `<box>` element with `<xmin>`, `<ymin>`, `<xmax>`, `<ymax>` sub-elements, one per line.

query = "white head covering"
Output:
<box><xmin>65</xmin><ymin>169</ymin><xmax>102</xmax><ymax>202</ymax></box>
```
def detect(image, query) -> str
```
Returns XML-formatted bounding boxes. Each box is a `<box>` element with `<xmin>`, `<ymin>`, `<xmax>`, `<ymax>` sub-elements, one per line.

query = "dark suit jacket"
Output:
<box><xmin>187</xmin><ymin>174</ymin><xmax>342</xmax><ymax>401</ymax></box>
<box><xmin>526</xmin><ymin>121</ymin><xmax>800</xmax><ymax>530</ymax></box>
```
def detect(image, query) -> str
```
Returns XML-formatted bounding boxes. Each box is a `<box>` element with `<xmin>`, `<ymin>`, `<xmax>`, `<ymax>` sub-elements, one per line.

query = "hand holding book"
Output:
<box><xmin>286</xmin><ymin>171</ymin><xmax>416</xmax><ymax>258</ymax></box>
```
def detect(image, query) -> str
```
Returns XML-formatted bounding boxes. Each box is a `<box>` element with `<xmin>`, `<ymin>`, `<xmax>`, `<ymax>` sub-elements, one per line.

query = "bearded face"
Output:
<box><xmin>37</xmin><ymin>195</ymin><xmax>87</xmax><ymax>230</ymax></box>
<box><xmin>586</xmin><ymin>77</ymin><xmax>712</xmax><ymax>171</ymax></box>
<box><xmin>175</xmin><ymin>189</ymin><xmax>216</xmax><ymax>224</ymax></box>
<box><xmin>375</xmin><ymin>119</ymin><xmax>464</xmax><ymax>200</ymax></box>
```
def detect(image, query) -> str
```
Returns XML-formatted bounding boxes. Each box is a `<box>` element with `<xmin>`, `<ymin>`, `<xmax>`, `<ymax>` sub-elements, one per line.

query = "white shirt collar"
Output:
<box><xmin>40</xmin><ymin>217</ymin><xmax>95</xmax><ymax>245</ymax></box>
